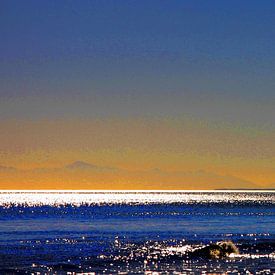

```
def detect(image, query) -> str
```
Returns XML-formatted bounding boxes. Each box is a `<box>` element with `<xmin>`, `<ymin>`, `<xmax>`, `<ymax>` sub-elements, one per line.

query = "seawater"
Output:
<box><xmin>0</xmin><ymin>191</ymin><xmax>274</xmax><ymax>274</ymax></box>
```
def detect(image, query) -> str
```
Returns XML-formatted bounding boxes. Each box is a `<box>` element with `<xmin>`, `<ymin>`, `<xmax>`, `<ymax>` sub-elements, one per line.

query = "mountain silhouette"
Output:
<box><xmin>65</xmin><ymin>161</ymin><xmax>98</xmax><ymax>170</ymax></box>
<box><xmin>65</xmin><ymin>161</ymin><xmax>117</xmax><ymax>171</ymax></box>
<box><xmin>0</xmin><ymin>165</ymin><xmax>17</xmax><ymax>171</ymax></box>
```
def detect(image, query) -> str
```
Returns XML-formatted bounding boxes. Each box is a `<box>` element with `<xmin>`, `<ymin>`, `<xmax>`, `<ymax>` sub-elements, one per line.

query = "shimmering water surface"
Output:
<box><xmin>0</xmin><ymin>191</ymin><xmax>274</xmax><ymax>274</ymax></box>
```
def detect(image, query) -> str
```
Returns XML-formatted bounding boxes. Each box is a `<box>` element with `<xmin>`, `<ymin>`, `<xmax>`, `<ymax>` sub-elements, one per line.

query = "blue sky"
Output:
<box><xmin>0</xmin><ymin>0</ymin><xmax>275</xmax><ymax>124</ymax></box>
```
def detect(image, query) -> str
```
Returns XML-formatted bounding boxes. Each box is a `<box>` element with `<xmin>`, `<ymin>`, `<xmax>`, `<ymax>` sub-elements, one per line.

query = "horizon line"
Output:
<box><xmin>0</xmin><ymin>189</ymin><xmax>274</xmax><ymax>193</ymax></box>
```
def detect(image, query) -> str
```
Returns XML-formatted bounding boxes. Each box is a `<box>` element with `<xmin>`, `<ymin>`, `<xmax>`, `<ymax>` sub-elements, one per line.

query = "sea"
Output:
<box><xmin>0</xmin><ymin>190</ymin><xmax>274</xmax><ymax>274</ymax></box>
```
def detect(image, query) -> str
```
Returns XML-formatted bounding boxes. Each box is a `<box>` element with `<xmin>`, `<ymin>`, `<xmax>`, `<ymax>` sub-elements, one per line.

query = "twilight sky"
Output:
<box><xmin>0</xmin><ymin>1</ymin><xmax>275</xmax><ymax>189</ymax></box>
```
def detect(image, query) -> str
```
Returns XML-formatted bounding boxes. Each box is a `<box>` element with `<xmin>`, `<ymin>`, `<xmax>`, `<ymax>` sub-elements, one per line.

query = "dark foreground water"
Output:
<box><xmin>0</xmin><ymin>191</ymin><xmax>274</xmax><ymax>274</ymax></box>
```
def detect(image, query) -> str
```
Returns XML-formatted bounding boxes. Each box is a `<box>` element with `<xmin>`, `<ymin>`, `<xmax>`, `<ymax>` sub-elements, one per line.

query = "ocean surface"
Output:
<box><xmin>0</xmin><ymin>191</ymin><xmax>274</xmax><ymax>274</ymax></box>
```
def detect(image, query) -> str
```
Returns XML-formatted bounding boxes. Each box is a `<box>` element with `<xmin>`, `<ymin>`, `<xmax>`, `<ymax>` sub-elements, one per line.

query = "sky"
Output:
<box><xmin>0</xmin><ymin>0</ymin><xmax>275</xmax><ymax>189</ymax></box>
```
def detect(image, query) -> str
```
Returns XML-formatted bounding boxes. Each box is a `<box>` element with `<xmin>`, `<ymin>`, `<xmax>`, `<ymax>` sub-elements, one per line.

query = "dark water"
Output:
<box><xmin>0</xmin><ymin>191</ymin><xmax>274</xmax><ymax>274</ymax></box>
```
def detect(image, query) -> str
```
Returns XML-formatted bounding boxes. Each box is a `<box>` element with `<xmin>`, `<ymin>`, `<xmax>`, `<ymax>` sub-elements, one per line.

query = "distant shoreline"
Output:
<box><xmin>216</xmin><ymin>188</ymin><xmax>275</xmax><ymax>191</ymax></box>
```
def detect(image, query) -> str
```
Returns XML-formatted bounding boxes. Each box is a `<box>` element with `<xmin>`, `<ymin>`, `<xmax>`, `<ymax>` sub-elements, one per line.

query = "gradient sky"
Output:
<box><xmin>1</xmin><ymin>1</ymin><xmax>275</xmax><ymax>189</ymax></box>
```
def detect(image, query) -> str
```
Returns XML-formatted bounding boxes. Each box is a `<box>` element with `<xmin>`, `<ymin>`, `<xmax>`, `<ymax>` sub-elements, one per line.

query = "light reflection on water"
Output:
<box><xmin>0</xmin><ymin>190</ymin><xmax>274</xmax><ymax>206</ymax></box>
